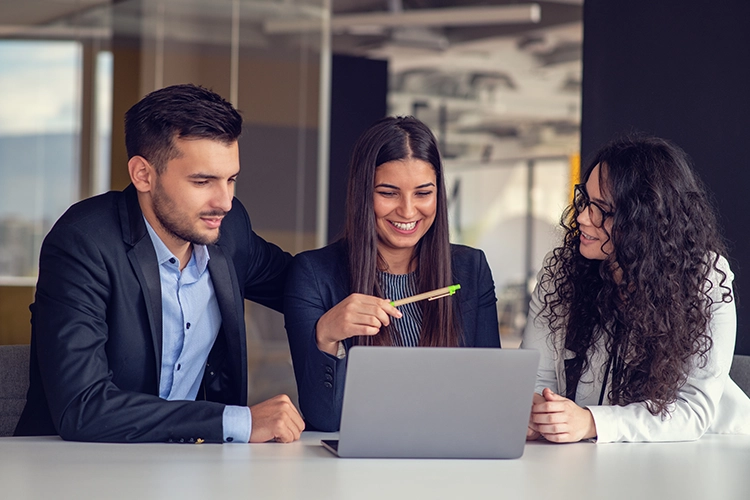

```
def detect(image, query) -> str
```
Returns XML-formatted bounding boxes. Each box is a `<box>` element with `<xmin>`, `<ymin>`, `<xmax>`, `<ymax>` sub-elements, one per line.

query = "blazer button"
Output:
<box><xmin>324</xmin><ymin>382</ymin><xmax>333</xmax><ymax>388</ymax></box>
<box><xmin>325</xmin><ymin>374</ymin><xmax>333</xmax><ymax>382</ymax></box>
<box><xmin>325</xmin><ymin>366</ymin><xmax>333</xmax><ymax>374</ymax></box>
<box><xmin>179</xmin><ymin>438</ymin><xmax>184</xmax><ymax>443</ymax></box>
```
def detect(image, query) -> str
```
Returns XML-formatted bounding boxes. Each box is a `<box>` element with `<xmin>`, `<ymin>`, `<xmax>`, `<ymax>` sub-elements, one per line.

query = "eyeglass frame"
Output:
<box><xmin>573</xmin><ymin>183</ymin><xmax>614</xmax><ymax>228</ymax></box>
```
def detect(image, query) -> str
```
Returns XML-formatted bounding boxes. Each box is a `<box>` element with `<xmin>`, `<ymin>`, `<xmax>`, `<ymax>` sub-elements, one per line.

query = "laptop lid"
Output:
<box><xmin>334</xmin><ymin>346</ymin><xmax>540</xmax><ymax>459</ymax></box>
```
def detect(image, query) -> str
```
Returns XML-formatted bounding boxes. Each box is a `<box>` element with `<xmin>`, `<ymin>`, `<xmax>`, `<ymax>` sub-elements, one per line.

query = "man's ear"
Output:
<box><xmin>128</xmin><ymin>155</ymin><xmax>155</xmax><ymax>193</ymax></box>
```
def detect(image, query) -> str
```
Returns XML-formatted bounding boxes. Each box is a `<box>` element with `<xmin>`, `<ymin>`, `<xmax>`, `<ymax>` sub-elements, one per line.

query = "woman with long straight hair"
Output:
<box><xmin>523</xmin><ymin>135</ymin><xmax>750</xmax><ymax>443</ymax></box>
<box><xmin>284</xmin><ymin>116</ymin><xmax>500</xmax><ymax>431</ymax></box>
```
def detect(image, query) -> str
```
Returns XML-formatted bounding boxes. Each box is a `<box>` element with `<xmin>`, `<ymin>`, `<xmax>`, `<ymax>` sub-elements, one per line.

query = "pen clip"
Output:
<box><xmin>428</xmin><ymin>291</ymin><xmax>453</xmax><ymax>301</ymax></box>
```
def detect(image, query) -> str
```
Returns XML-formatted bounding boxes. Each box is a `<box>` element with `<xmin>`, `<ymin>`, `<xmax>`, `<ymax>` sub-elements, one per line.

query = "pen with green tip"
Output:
<box><xmin>390</xmin><ymin>284</ymin><xmax>461</xmax><ymax>307</ymax></box>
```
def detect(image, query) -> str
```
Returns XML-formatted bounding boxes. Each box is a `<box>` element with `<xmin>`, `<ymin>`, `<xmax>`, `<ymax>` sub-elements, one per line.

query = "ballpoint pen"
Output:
<box><xmin>390</xmin><ymin>284</ymin><xmax>461</xmax><ymax>307</ymax></box>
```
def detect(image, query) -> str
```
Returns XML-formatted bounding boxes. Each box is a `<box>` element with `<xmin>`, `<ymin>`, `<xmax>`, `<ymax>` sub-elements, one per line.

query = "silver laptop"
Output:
<box><xmin>321</xmin><ymin>346</ymin><xmax>540</xmax><ymax>459</ymax></box>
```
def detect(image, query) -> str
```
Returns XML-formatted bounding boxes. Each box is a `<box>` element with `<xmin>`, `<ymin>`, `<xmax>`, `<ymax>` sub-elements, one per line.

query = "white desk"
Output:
<box><xmin>1</xmin><ymin>433</ymin><xmax>749</xmax><ymax>500</ymax></box>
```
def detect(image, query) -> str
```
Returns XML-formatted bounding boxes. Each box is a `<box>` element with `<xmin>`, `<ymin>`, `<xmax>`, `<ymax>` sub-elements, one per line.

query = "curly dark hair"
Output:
<box><xmin>540</xmin><ymin>135</ymin><xmax>732</xmax><ymax>416</ymax></box>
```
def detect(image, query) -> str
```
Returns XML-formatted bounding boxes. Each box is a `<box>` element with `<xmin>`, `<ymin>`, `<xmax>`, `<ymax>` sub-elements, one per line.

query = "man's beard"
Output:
<box><xmin>151</xmin><ymin>183</ymin><xmax>225</xmax><ymax>246</ymax></box>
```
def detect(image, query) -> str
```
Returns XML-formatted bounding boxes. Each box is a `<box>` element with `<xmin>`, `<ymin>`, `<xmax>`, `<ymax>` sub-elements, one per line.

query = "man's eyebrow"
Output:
<box><xmin>187</xmin><ymin>172</ymin><xmax>240</xmax><ymax>180</ymax></box>
<box><xmin>188</xmin><ymin>173</ymin><xmax>219</xmax><ymax>180</ymax></box>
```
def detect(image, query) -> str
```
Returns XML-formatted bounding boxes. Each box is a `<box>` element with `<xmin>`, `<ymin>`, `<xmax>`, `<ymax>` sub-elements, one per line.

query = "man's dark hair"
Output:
<box><xmin>124</xmin><ymin>84</ymin><xmax>243</xmax><ymax>173</ymax></box>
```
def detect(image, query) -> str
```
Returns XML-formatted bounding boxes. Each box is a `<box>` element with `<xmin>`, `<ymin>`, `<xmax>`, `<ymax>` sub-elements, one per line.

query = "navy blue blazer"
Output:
<box><xmin>283</xmin><ymin>240</ymin><xmax>501</xmax><ymax>431</ymax></box>
<box><xmin>15</xmin><ymin>184</ymin><xmax>292</xmax><ymax>443</ymax></box>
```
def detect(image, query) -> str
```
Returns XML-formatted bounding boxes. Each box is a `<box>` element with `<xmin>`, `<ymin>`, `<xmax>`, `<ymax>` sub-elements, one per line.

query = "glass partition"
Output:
<box><xmin>0</xmin><ymin>40</ymin><xmax>83</xmax><ymax>285</ymax></box>
<box><xmin>0</xmin><ymin>0</ymin><xmax>331</xmax><ymax>406</ymax></box>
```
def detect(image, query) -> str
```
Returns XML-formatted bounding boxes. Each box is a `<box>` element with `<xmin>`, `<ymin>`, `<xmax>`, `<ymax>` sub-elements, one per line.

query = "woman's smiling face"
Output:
<box><xmin>373</xmin><ymin>158</ymin><xmax>437</xmax><ymax>268</ymax></box>
<box><xmin>577</xmin><ymin>163</ymin><xmax>615</xmax><ymax>260</ymax></box>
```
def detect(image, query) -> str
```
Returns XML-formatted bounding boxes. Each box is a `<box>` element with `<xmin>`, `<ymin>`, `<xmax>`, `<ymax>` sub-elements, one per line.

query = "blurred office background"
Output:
<box><xmin>2</xmin><ymin>1</ymin><xmax>749</xmax><ymax>406</ymax></box>
<box><xmin>0</xmin><ymin>0</ymin><xmax>582</xmax><ymax>405</ymax></box>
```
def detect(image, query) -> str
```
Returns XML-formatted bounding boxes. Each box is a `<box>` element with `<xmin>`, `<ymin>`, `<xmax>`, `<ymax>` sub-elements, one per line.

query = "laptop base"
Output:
<box><xmin>321</xmin><ymin>439</ymin><xmax>340</xmax><ymax>456</ymax></box>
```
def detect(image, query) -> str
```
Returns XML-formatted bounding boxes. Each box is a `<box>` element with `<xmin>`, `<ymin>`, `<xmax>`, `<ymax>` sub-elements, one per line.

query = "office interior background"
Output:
<box><xmin>1</xmin><ymin>0</ymin><xmax>748</xmax><ymax>407</ymax></box>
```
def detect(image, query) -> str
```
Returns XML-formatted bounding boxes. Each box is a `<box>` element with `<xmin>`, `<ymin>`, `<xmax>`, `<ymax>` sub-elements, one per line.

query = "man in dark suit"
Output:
<box><xmin>14</xmin><ymin>84</ymin><xmax>304</xmax><ymax>443</ymax></box>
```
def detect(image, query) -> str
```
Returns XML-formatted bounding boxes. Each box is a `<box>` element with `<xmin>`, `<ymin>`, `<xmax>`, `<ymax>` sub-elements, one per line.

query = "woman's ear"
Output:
<box><xmin>128</xmin><ymin>155</ymin><xmax>154</xmax><ymax>193</ymax></box>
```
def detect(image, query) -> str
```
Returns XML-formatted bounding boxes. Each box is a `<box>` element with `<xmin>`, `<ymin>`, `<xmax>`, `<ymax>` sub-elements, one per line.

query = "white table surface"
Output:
<box><xmin>1</xmin><ymin>432</ymin><xmax>749</xmax><ymax>500</ymax></box>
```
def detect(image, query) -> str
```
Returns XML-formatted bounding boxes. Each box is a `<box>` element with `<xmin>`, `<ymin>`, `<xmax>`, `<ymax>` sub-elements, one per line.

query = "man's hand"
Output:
<box><xmin>249</xmin><ymin>394</ymin><xmax>305</xmax><ymax>443</ymax></box>
<box><xmin>530</xmin><ymin>388</ymin><xmax>597</xmax><ymax>443</ymax></box>
<box><xmin>526</xmin><ymin>392</ymin><xmax>545</xmax><ymax>440</ymax></box>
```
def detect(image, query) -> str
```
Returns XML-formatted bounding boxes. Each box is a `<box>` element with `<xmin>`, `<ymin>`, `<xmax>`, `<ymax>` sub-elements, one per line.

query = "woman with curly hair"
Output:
<box><xmin>522</xmin><ymin>135</ymin><xmax>750</xmax><ymax>443</ymax></box>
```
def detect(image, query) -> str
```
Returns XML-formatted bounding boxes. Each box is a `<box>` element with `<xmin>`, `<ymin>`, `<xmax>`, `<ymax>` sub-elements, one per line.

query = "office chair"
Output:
<box><xmin>0</xmin><ymin>344</ymin><xmax>30</xmax><ymax>436</ymax></box>
<box><xmin>729</xmin><ymin>354</ymin><xmax>750</xmax><ymax>398</ymax></box>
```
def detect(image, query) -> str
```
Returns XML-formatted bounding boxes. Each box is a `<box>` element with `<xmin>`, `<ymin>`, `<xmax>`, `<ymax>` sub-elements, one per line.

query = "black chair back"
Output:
<box><xmin>729</xmin><ymin>354</ymin><xmax>750</xmax><ymax>398</ymax></box>
<box><xmin>0</xmin><ymin>344</ymin><xmax>30</xmax><ymax>436</ymax></box>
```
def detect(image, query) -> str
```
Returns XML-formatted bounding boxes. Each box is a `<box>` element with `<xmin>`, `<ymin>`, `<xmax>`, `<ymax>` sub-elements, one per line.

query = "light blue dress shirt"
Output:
<box><xmin>144</xmin><ymin>219</ymin><xmax>251</xmax><ymax>443</ymax></box>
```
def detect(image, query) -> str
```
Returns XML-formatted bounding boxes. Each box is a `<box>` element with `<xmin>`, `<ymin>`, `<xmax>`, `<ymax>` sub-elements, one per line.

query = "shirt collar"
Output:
<box><xmin>143</xmin><ymin>217</ymin><xmax>210</xmax><ymax>273</ymax></box>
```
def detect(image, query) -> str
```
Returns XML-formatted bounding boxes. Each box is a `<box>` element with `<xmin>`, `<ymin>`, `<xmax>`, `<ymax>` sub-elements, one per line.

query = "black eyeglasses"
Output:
<box><xmin>573</xmin><ymin>184</ymin><xmax>614</xmax><ymax>228</ymax></box>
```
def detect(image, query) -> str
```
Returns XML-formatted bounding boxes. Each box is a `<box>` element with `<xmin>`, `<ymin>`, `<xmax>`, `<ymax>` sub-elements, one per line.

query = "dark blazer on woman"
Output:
<box><xmin>14</xmin><ymin>184</ymin><xmax>292</xmax><ymax>443</ymax></box>
<box><xmin>283</xmin><ymin>240</ymin><xmax>501</xmax><ymax>431</ymax></box>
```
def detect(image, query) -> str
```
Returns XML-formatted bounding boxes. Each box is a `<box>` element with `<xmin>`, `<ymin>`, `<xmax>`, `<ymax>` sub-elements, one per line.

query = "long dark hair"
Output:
<box><xmin>344</xmin><ymin>116</ymin><xmax>460</xmax><ymax>347</ymax></box>
<box><xmin>540</xmin><ymin>135</ymin><xmax>732</xmax><ymax>415</ymax></box>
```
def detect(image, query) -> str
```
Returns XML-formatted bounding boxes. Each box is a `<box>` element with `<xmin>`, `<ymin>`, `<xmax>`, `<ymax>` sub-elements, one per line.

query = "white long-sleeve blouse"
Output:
<box><xmin>521</xmin><ymin>254</ymin><xmax>750</xmax><ymax>443</ymax></box>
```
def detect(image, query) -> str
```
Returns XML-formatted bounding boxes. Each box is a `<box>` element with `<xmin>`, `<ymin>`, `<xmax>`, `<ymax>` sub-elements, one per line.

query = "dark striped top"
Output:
<box><xmin>378</xmin><ymin>270</ymin><xmax>422</xmax><ymax>347</ymax></box>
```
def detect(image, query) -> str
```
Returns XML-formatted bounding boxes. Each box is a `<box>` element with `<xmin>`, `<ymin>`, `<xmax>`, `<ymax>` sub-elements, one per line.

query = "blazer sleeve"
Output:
<box><xmin>32</xmin><ymin>223</ymin><xmax>226</xmax><ymax>443</ymax></box>
<box><xmin>520</xmin><ymin>263</ymin><xmax>561</xmax><ymax>396</ymax></box>
<box><xmin>224</xmin><ymin>199</ymin><xmax>293</xmax><ymax>312</ymax></box>
<box><xmin>470</xmin><ymin>249</ymin><xmax>501</xmax><ymax>348</ymax></box>
<box><xmin>283</xmin><ymin>252</ymin><xmax>347</xmax><ymax>431</ymax></box>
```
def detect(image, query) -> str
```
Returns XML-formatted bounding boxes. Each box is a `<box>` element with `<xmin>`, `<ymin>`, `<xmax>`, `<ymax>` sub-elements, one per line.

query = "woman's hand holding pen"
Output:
<box><xmin>315</xmin><ymin>293</ymin><xmax>403</xmax><ymax>355</ymax></box>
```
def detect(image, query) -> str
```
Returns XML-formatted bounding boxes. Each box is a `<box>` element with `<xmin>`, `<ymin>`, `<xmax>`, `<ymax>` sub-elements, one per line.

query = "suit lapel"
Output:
<box><xmin>208</xmin><ymin>244</ymin><xmax>248</xmax><ymax>403</ymax></box>
<box><xmin>120</xmin><ymin>185</ymin><xmax>164</xmax><ymax>381</ymax></box>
